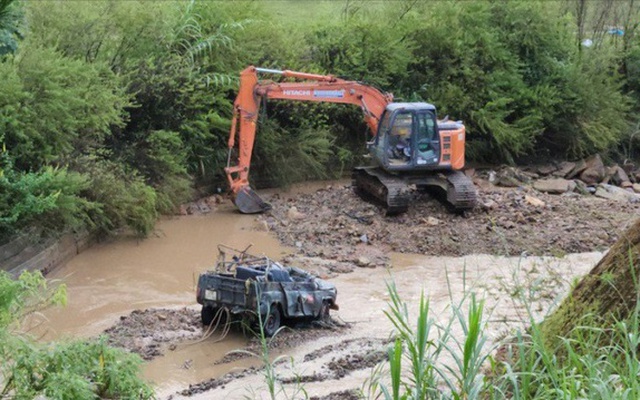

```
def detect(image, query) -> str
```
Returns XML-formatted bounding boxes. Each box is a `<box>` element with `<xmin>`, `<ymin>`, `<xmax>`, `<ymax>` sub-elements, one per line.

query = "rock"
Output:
<box><xmin>178</xmin><ymin>204</ymin><xmax>189</xmax><ymax>215</ymax></box>
<box><xmin>287</xmin><ymin>206</ymin><xmax>306</xmax><ymax>220</ymax></box>
<box><xmin>536</xmin><ymin>164</ymin><xmax>557</xmax><ymax>176</ymax></box>
<box><xmin>594</xmin><ymin>184</ymin><xmax>640</xmax><ymax>202</ymax></box>
<box><xmin>621</xmin><ymin>181</ymin><xmax>633</xmax><ymax>188</ymax></box>
<box><xmin>633</xmin><ymin>183</ymin><xmax>640</xmax><ymax>194</ymax></box>
<box><xmin>425</xmin><ymin>217</ymin><xmax>441</xmax><ymax>226</ymax></box>
<box><xmin>295</xmin><ymin>241</ymin><xmax>303</xmax><ymax>248</ymax></box>
<box><xmin>578</xmin><ymin>154</ymin><xmax>606</xmax><ymax>184</ymax></box>
<box><xmin>525</xmin><ymin>195</ymin><xmax>545</xmax><ymax>207</ymax></box>
<box><xmin>581</xmin><ymin>167</ymin><xmax>605</xmax><ymax>185</ymax></box>
<box><xmin>196</xmin><ymin>201</ymin><xmax>211</xmax><ymax>214</ymax></box>
<box><xmin>157</xmin><ymin>314</ymin><xmax>167</xmax><ymax>321</ymax></box>
<box><xmin>566</xmin><ymin>159</ymin><xmax>587</xmax><ymax>179</ymax></box>
<box><xmin>256</xmin><ymin>220</ymin><xmax>270</xmax><ymax>232</ymax></box>
<box><xmin>611</xmin><ymin>166</ymin><xmax>631</xmax><ymax>186</ymax></box>
<box><xmin>359</xmin><ymin>234</ymin><xmax>369</xmax><ymax>244</ymax></box>
<box><xmin>623</xmin><ymin>162</ymin><xmax>636</xmax><ymax>176</ymax></box>
<box><xmin>464</xmin><ymin>168</ymin><xmax>476</xmax><ymax>178</ymax></box>
<box><xmin>328</xmin><ymin>262</ymin><xmax>355</xmax><ymax>274</ymax></box>
<box><xmin>356</xmin><ymin>257</ymin><xmax>371</xmax><ymax>267</ymax></box>
<box><xmin>573</xmin><ymin>179</ymin><xmax>590</xmax><ymax>195</ymax></box>
<box><xmin>488</xmin><ymin>170</ymin><xmax>497</xmax><ymax>184</ymax></box>
<box><xmin>480</xmin><ymin>199</ymin><xmax>497</xmax><ymax>211</ymax></box>
<box><xmin>213</xmin><ymin>194</ymin><xmax>224</xmax><ymax>204</ymax></box>
<box><xmin>553</xmin><ymin>161</ymin><xmax>576</xmax><ymax>178</ymax></box>
<box><xmin>203</xmin><ymin>196</ymin><xmax>219</xmax><ymax>207</ymax></box>
<box><xmin>533</xmin><ymin>178</ymin><xmax>575</xmax><ymax>194</ymax></box>
<box><xmin>496</xmin><ymin>167</ymin><xmax>529</xmax><ymax>187</ymax></box>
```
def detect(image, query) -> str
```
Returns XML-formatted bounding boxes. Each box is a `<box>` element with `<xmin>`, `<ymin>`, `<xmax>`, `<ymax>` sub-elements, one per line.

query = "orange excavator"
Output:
<box><xmin>225</xmin><ymin>66</ymin><xmax>476</xmax><ymax>214</ymax></box>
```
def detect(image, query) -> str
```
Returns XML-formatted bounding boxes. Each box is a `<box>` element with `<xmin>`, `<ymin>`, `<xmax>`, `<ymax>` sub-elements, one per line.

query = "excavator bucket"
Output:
<box><xmin>233</xmin><ymin>186</ymin><xmax>272</xmax><ymax>214</ymax></box>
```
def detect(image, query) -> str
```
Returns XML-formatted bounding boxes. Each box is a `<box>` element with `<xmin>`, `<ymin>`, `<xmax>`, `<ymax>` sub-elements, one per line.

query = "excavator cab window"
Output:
<box><xmin>415</xmin><ymin>112</ymin><xmax>439</xmax><ymax>166</ymax></box>
<box><xmin>388</xmin><ymin>111</ymin><xmax>412</xmax><ymax>166</ymax></box>
<box><xmin>375</xmin><ymin>111</ymin><xmax>392</xmax><ymax>148</ymax></box>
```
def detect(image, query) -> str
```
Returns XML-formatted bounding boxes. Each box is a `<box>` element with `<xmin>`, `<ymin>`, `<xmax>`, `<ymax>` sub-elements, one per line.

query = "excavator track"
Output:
<box><xmin>444</xmin><ymin>171</ymin><xmax>477</xmax><ymax>211</ymax></box>
<box><xmin>353</xmin><ymin>168</ymin><xmax>477</xmax><ymax>214</ymax></box>
<box><xmin>414</xmin><ymin>170</ymin><xmax>477</xmax><ymax>211</ymax></box>
<box><xmin>352</xmin><ymin>167</ymin><xmax>411</xmax><ymax>214</ymax></box>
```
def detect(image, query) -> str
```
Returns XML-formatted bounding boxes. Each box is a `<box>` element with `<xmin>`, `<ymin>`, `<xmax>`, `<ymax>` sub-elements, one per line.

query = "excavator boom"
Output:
<box><xmin>225</xmin><ymin>66</ymin><xmax>392</xmax><ymax>213</ymax></box>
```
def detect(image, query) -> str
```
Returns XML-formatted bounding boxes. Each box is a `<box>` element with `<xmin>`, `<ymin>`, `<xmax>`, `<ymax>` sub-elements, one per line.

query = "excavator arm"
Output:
<box><xmin>225</xmin><ymin>66</ymin><xmax>393</xmax><ymax>213</ymax></box>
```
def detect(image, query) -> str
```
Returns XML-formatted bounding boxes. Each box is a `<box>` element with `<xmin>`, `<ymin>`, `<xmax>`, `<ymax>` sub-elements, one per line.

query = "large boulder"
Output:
<box><xmin>533</xmin><ymin>178</ymin><xmax>576</xmax><ymax>194</ymax></box>
<box><xmin>611</xmin><ymin>166</ymin><xmax>631</xmax><ymax>187</ymax></box>
<box><xmin>566</xmin><ymin>159</ymin><xmax>587</xmax><ymax>179</ymax></box>
<box><xmin>579</xmin><ymin>154</ymin><xmax>606</xmax><ymax>185</ymax></box>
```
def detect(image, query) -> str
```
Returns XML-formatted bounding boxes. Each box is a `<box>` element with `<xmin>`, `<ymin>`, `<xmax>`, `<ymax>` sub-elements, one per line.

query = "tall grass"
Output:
<box><xmin>370</xmin><ymin>256</ymin><xmax>640</xmax><ymax>400</ymax></box>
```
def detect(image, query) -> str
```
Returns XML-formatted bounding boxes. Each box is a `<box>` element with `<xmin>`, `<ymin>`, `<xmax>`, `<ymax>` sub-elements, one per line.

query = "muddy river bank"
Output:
<box><xmin>37</xmin><ymin>181</ymin><xmax>636</xmax><ymax>398</ymax></box>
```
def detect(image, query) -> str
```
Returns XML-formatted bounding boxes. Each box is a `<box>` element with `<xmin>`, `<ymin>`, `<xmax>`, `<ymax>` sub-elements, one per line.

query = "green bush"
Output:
<box><xmin>74</xmin><ymin>157</ymin><xmax>157</xmax><ymax>237</ymax></box>
<box><xmin>0</xmin><ymin>271</ymin><xmax>154</xmax><ymax>399</ymax></box>
<box><xmin>0</xmin><ymin>45</ymin><xmax>126</xmax><ymax>170</ymax></box>
<box><xmin>0</xmin><ymin>152</ymin><xmax>95</xmax><ymax>242</ymax></box>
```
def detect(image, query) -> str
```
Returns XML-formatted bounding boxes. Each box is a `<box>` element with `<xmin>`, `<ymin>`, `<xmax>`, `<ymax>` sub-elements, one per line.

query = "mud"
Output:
<box><xmin>310</xmin><ymin>390</ymin><xmax>360</xmax><ymax>400</ymax></box>
<box><xmin>104</xmin><ymin>308</ymin><xmax>202</xmax><ymax>361</ymax></box>
<box><xmin>213</xmin><ymin>317</ymin><xmax>350</xmax><ymax>365</ymax></box>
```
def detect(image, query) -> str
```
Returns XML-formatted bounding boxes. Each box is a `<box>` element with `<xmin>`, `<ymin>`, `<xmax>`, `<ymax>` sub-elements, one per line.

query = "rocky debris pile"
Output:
<box><xmin>260</xmin><ymin>179</ymin><xmax>639</xmax><ymax>266</ymax></box>
<box><xmin>486</xmin><ymin>155</ymin><xmax>640</xmax><ymax>202</ymax></box>
<box><xmin>103</xmin><ymin>308</ymin><xmax>202</xmax><ymax>360</ymax></box>
<box><xmin>179</xmin><ymin>194</ymin><xmax>225</xmax><ymax>215</ymax></box>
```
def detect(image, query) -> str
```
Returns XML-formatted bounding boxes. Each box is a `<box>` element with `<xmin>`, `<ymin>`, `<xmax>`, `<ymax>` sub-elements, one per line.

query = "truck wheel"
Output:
<box><xmin>319</xmin><ymin>301</ymin><xmax>331</xmax><ymax>321</ymax></box>
<box><xmin>201</xmin><ymin>306</ymin><xmax>216</xmax><ymax>326</ymax></box>
<box><xmin>263</xmin><ymin>306</ymin><xmax>281</xmax><ymax>337</ymax></box>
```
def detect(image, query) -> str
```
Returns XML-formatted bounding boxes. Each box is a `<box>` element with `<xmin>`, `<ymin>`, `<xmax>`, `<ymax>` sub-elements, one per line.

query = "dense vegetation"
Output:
<box><xmin>0</xmin><ymin>0</ymin><xmax>639</xmax><ymax>241</ymax></box>
<box><xmin>0</xmin><ymin>271</ymin><xmax>153</xmax><ymax>398</ymax></box>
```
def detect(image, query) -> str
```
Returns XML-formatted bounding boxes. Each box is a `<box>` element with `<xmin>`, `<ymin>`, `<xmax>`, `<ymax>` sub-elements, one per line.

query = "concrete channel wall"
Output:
<box><xmin>0</xmin><ymin>233</ymin><xmax>94</xmax><ymax>277</ymax></box>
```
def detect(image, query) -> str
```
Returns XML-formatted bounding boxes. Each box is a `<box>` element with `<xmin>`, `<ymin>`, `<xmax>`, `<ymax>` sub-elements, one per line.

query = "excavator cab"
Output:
<box><xmin>370</xmin><ymin>103</ymin><xmax>442</xmax><ymax>171</ymax></box>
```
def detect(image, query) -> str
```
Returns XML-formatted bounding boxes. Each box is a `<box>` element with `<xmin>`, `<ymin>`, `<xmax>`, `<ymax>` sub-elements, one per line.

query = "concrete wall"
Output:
<box><xmin>0</xmin><ymin>233</ymin><xmax>94</xmax><ymax>277</ymax></box>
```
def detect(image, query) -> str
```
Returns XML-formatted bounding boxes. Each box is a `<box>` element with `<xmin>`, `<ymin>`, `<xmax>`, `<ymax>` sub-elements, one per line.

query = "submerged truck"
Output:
<box><xmin>196</xmin><ymin>245</ymin><xmax>338</xmax><ymax>336</ymax></box>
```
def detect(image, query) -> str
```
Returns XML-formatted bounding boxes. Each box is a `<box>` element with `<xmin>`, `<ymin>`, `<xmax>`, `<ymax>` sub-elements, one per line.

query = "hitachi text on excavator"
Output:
<box><xmin>224</xmin><ymin>66</ymin><xmax>477</xmax><ymax>214</ymax></box>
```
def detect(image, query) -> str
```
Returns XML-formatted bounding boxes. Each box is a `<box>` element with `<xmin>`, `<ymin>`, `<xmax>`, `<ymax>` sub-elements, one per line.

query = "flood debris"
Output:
<box><xmin>103</xmin><ymin>308</ymin><xmax>202</xmax><ymax>361</ymax></box>
<box><xmin>260</xmin><ymin>172</ymin><xmax>639</xmax><ymax>268</ymax></box>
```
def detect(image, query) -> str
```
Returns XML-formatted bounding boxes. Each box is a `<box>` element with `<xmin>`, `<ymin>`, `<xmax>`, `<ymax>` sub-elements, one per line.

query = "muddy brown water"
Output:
<box><xmin>40</xmin><ymin>204</ymin><xmax>289</xmax><ymax>390</ymax></box>
<box><xmin>39</xmin><ymin>185</ymin><xmax>604</xmax><ymax>398</ymax></box>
